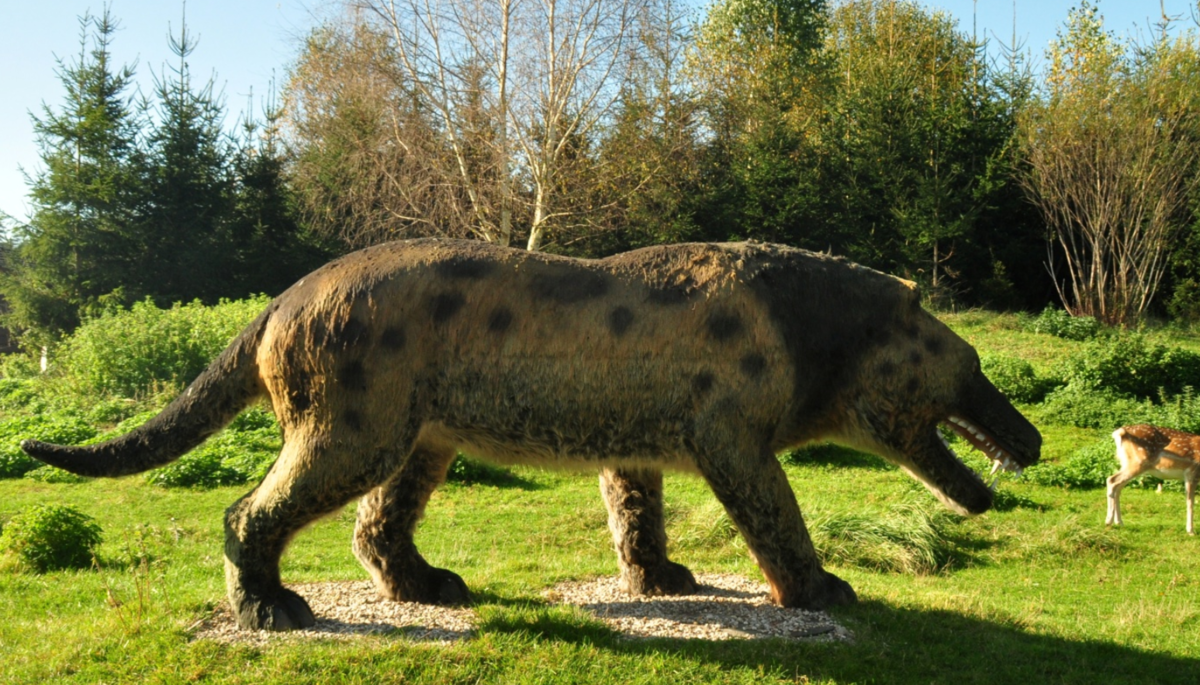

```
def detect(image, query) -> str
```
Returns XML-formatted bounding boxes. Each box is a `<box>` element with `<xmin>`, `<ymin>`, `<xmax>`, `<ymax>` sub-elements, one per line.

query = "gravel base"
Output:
<box><xmin>191</xmin><ymin>574</ymin><xmax>851</xmax><ymax>645</ymax></box>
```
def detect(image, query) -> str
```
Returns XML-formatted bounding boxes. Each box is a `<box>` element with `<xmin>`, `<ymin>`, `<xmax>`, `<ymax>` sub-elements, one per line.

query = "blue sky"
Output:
<box><xmin>2</xmin><ymin>0</ymin><xmax>1196</xmax><ymax>225</ymax></box>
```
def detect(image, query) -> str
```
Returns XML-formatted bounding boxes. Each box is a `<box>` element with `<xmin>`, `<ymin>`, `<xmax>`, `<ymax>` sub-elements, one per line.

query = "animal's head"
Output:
<box><xmin>838</xmin><ymin>282</ymin><xmax>1041</xmax><ymax>516</ymax></box>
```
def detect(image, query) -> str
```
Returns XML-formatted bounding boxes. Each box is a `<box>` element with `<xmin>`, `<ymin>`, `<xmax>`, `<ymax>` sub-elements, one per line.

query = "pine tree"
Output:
<box><xmin>136</xmin><ymin>16</ymin><xmax>234</xmax><ymax>306</ymax></box>
<box><xmin>227</xmin><ymin>91</ymin><xmax>333</xmax><ymax>295</ymax></box>
<box><xmin>1</xmin><ymin>9</ymin><xmax>145</xmax><ymax>344</ymax></box>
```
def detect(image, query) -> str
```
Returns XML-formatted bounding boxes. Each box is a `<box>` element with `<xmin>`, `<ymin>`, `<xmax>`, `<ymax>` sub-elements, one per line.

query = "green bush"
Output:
<box><xmin>22</xmin><ymin>465</ymin><xmax>89</xmax><ymax>484</ymax></box>
<box><xmin>1026</xmin><ymin>438</ymin><xmax>1116</xmax><ymax>489</ymax></box>
<box><xmin>0</xmin><ymin>415</ymin><xmax>97</xmax><ymax>479</ymax></box>
<box><xmin>0</xmin><ymin>504</ymin><xmax>103</xmax><ymax>572</ymax></box>
<box><xmin>53</xmin><ymin>295</ymin><xmax>271</xmax><ymax>399</ymax></box>
<box><xmin>1039</xmin><ymin>386</ymin><xmax>1152</xmax><ymax>429</ymax></box>
<box><xmin>144</xmin><ymin>411</ymin><xmax>280</xmax><ymax>489</ymax></box>
<box><xmin>1054</xmin><ymin>335</ymin><xmax>1200</xmax><ymax>400</ymax></box>
<box><xmin>1023</xmin><ymin>306</ymin><xmax>1103</xmax><ymax>340</ymax></box>
<box><xmin>981</xmin><ymin>353</ymin><xmax>1060</xmax><ymax>404</ymax></box>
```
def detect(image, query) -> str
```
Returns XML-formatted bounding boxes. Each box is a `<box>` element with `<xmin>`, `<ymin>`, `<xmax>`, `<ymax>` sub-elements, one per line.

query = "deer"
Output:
<box><xmin>1107</xmin><ymin>424</ymin><xmax>1200</xmax><ymax>534</ymax></box>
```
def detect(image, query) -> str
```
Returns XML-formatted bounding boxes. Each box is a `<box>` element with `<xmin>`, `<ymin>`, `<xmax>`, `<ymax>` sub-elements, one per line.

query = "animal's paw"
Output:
<box><xmin>424</xmin><ymin>567</ymin><xmax>471</xmax><ymax>605</ymax></box>
<box><xmin>623</xmin><ymin>561</ymin><xmax>699</xmax><ymax>596</ymax></box>
<box><xmin>806</xmin><ymin>571</ymin><xmax>857</xmax><ymax>610</ymax></box>
<box><xmin>234</xmin><ymin>586</ymin><xmax>317</xmax><ymax>631</ymax></box>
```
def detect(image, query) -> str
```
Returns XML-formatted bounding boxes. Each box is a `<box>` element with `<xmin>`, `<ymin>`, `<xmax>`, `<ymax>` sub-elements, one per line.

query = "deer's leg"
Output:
<box><xmin>1186</xmin><ymin>468</ymin><xmax>1197</xmax><ymax>535</ymax></box>
<box><xmin>1106</xmin><ymin>468</ymin><xmax>1142</xmax><ymax>527</ymax></box>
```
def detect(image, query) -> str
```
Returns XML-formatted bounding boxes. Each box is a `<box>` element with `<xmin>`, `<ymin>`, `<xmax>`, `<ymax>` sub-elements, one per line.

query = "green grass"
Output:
<box><xmin>2</xmin><ymin>308</ymin><xmax>1200</xmax><ymax>683</ymax></box>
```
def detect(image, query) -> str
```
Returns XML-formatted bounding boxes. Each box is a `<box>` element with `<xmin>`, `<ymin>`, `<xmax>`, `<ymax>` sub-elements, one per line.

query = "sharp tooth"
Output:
<box><xmin>989</xmin><ymin>478</ymin><xmax>998</xmax><ymax>491</ymax></box>
<box><xmin>990</xmin><ymin>461</ymin><xmax>1002</xmax><ymax>476</ymax></box>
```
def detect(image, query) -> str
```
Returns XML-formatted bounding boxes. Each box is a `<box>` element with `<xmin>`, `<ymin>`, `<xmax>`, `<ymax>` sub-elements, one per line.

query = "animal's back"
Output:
<box><xmin>256</xmin><ymin>240</ymin><xmax>799</xmax><ymax>468</ymax></box>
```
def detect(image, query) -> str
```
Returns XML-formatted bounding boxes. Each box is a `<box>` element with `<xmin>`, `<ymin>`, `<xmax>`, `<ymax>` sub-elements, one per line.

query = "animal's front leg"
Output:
<box><xmin>353</xmin><ymin>442</ymin><xmax>469</xmax><ymax>604</ymax></box>
<box><xmin>693</xmin><ymin>445</ymin><xmax>856</xmax><ymax>610</ymax></box>
<box><xmin>599</xmin><ymin>467</ymin><xmax>698</xmax><ymax>596</ymax></box>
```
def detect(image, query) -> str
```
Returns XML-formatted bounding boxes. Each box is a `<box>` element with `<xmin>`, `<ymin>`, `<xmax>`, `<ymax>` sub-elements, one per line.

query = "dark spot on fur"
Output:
<box><xmin>878</xmin><ymin>361</ymin><xmax>896</xmax><ymax>377</ymax></box>
<box><xmin>530</xmin><ymin>271</ymin><xmax>609</xmax><ymax>304</ymax></box>
<box><xmin>706</xmin><ymin>312</ymin><xmax>743</xmax><ymax>342</ymax></box>
<box><xmin>923</xmin><ymin>336</ymin><xmax>944</xmax><ymax>356</ymax></box>
<box><xmin>692</xmin><ymin>372</ymin><xmax>715</xmax><ymax>395</ymax></box>
<box><xmin>608</xmin><ymin>306</ymin><xmax>635</xmax><ymax>336</ymax></box>
<box><xmin>909</xmin><ymin>350</ymin><xmax>924</xmax><ymax>365</ymax></box>
<box><xmin>430</xmin><ymin>292</ymin><xmax>465</xmax><ymax>323</ymax></box>
<box><xmin>435</xmin><ymin>256</ymin><xmax>495</xmax><ymax>280</ymax></box>
<box><xmin>906</xmin><ymin>377</ymin><xmax>920</xmax><ymax>394</ymax></box>
<box><xmin>338</xmin><ymin>360</ymin><xmax>368</xmax><ymax>392</ymax></box>
<box><xmin>331</xmin><ymin>317</ymin><xmax>369</xmax><ymax>349</ymax></box>
<box><xmin>902</xmin><ymin>323</ymin><xmax>920</xmax><ymax>339</ymax></box>
<box><xmin>380</xmin><ymin>326</ymin><xmax>406</xmax><ymax>351</ymax></box>
<box><xmin>646</xmin><ymin>284</ymin><xmax>691</xmax><ymax>306</ymax></box>
<box><xmin>344</xmin><ymin>410</ymin><xmax>363</xmax><ymax>432</ymax></box>
<box><xmin>740</xmin><ymin>353</ymin><xmax>767</xmax><ymax>378</ymax></box>
<box><xmin>291</xmin><ymin>383</ymin><xmax>312</xmax><ymax>412</ymax></box>
<box><xmin>488</xmin><ymin>307</ymin><xmax>513</xmax><ymax>333</ymax></box>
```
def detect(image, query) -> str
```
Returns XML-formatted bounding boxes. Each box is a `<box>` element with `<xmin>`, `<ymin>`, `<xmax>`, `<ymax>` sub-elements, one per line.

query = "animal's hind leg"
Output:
<box><xmin>693</xmin><ymin>443</ymin><xmax>856</xmax><ymax>610</ymax></box>
<box><xmin>599</xmin><ymin>467</ymin><xmax>697</xmax><ymax>596</ymax></box>
<box><xmin>1106</xmin><ymin>468</ymin><xmax>1141</xmax><ymax>527</ymax></box>
<box><xmin>353</xmin><ymin>441</ymin><xmax>468</xmax><ymax>604</ymax></box>
<box><xmin>224</xmin><ymin>436</ymin><xmax>405</xmax><ymax>631</ymax></box>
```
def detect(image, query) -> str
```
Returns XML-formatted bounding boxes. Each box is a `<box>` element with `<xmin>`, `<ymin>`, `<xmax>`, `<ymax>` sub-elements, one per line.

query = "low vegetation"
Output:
<box><xmin>0</xmin><ymin>298</ymin><xmax>1199</xmax><ymax>683</ymax></box>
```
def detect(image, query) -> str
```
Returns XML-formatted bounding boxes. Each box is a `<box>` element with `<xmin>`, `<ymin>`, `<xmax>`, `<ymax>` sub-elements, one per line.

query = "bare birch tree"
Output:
<box><xmin>1019</xmin><ymin>4</ymin><xmax>1200</xmax><ymax>325</ymax></box>
<box><xmin>357</xmin><ymin>0</ymin><xmax>646</xmax><ymax>250</ymax></box>
<box><xmin>284</xmin><ymin>18</ymin><xmax>479</xmax><ymax>247</ymax></box>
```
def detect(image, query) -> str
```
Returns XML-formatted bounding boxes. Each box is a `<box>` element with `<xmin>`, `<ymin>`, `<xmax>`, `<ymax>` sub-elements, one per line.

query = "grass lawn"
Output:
<box><xmin>1</xmin><ymin>311</ymin><xmax>1199</xmax><ymax>684</ymax></box>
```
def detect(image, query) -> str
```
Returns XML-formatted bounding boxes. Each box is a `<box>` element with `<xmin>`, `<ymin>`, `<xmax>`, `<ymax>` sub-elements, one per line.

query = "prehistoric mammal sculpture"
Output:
<box><xmin>23</xmin><ymin>239</ymin><xmax>1041</xmax><ymax>631</ymax></box>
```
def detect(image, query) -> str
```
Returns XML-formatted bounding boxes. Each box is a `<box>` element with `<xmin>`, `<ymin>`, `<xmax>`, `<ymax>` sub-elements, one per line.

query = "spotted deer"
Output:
<box><xmin>1107</xmin><ymin>424</ymin><xmax>1200</xmax><ymax>534</ymax></box>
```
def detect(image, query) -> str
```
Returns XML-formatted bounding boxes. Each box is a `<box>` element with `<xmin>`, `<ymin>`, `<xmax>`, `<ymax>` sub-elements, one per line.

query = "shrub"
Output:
<box><xmin>1025</xmin><ymin>438</ymin><xmax>1115</xmax><ymax>489</ymax></box>
<box><xmin>23</xmin><ymin>465</ymin><xmax>89</xmax><ymax>484</ymax></box>
<box><xmin>0</xmin><ymin>415</ymin><xmax>97</xmax><ymax>479</ymax></box>
<box><xmin>144</xmin><ymin>414</ymin><xmax>280</xmax><ymax>489</ymax></box>
<box><xmin>0</xmin><ymin>504</ymin><xmax>103</xmax><ymax>572</ymax></box>
<box><xmin>144</xmin><ymin>448</ymin><xmax>245</xmax><ymax>489</ymax></box>
<box><xmin>1054</xmin><ymin>335</ymin><xmax>1200</xmax><ymax>400</ymax></box>
<box><xmin>1023</xmin><ymin>306</ymin><xmax>1102</xmax><ymax>340</ymax></box>
<box><xmin>981</xmin><ymin>353</ymin><xmax>1059</xmax><ymax>404</ymax></box>
<box><xmin>53</xmin><ymin>295</ymin><xmax>271</xmax><ymax>399</ymax></box>
<box><xmin>1038</xmin><ymin>386</ymin><xmax>1152</xmax><ymax>429</ymax></box>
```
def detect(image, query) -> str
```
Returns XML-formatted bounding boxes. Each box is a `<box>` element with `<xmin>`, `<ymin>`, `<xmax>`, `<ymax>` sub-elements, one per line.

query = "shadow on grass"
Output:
<box><xmin>443</xmin><ymin>455</ymin><xmax>543</xmax><ymax>490</ymax></box>
<box><xmin>782</xmin><ymin>443</ymin><xmax>894</xmax><ymax>471</ymax></box>
<box><xmin>475</xmin><ymin>598</ymin><xmax>1200</xmax><ymax>684</ymax></box>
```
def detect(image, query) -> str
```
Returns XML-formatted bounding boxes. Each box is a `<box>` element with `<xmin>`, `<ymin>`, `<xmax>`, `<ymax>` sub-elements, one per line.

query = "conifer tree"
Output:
<box><xmin>2</xmin><ymin>9</ymin><xmax>145</xmax><ymax>344</ymax></box>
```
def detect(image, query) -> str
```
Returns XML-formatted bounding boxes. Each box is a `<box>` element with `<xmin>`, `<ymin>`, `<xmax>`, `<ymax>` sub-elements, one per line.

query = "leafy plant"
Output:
<box><xmin>1022</xmin><ymin>306</ymin><xmax>1103</xmax><ymax>340</ymax></box>
<box><xmin>1025</xmin><ymin>438</ymin><xmax>1116</xmax><ymax>489</ymax></box>
<box><xmin>1054</xmin><ymin>334</ymin><xmax>1200</xmax><ymax>400</ymax></box>
<box><xmin>0</xmin><ymin>504</ymin><xmax>103</xmax><ymax>572</ymax></box>
<box><xmin>981</xmin><ymin>353</ymin><xmax>1060</xmax><ymax>404</ymax></box>
<box><xmin>0</xmin><ymin>415</ymin><xmax>97</xmax><ymax>479</ymax></box>
<box><xmin>52</xmin><ymin>295</ymin><xmax>271</xmax><ymax>399</ymax></box>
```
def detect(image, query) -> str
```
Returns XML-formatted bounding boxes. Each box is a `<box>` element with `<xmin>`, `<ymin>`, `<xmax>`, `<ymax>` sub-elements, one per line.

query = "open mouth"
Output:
<box><xmin>940</xmin><ymin>415</ymin><xmax>1023</xmax><ymax>488</ymax></box>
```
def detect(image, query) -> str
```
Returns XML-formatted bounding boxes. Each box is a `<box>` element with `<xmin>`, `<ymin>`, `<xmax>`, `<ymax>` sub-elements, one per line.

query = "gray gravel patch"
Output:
<box><xmin>191</xmin><ymin>574</ymin><xmax>851</xmax><ymax>645</ymax></box>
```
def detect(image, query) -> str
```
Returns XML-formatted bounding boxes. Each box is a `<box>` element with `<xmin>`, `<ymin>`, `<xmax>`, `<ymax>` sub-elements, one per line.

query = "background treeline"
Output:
<box><xmin>6</xmin><ymin>0</ymin><xmax>1200</xmax><ymax>348</ymax></box>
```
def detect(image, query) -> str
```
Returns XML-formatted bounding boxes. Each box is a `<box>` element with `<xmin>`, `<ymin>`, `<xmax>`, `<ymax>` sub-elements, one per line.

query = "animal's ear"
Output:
<box><xmin>897</xmin><ymin>278</ymin><xmax>922</xmax><ymax>310</ymax></box>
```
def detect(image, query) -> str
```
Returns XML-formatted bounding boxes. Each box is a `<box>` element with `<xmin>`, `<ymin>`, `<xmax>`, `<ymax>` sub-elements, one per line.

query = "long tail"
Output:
<box><xmin>21</xmin><ymin>303</ymin><xmax>277</xmax><ymax>477</ymax></box>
